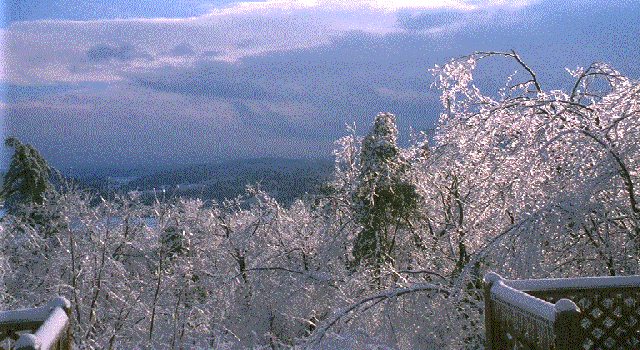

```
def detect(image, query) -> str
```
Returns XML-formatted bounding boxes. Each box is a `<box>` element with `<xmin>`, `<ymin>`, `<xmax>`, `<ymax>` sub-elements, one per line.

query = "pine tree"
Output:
<box><xmin>352</xmin><ymin>113</ymin><xmax>420</xmax><ymax>269</ymax></box>
<box><xmin>1</xmin><ymin>137</ymin><xmax>52</xmax><ymax>214</ymax></box>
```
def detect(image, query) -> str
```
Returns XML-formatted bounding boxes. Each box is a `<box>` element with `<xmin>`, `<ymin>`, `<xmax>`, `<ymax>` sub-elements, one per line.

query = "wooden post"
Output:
<box><xmin>14</xmin><ymin>333</ymin><xmax>40</xmax><ymax>350</ymax></box>
<box><xmin>45</xmin><ymin>297</ymin><xmax>72</xmax><ymax>350</ymax></box>
<box><xmin>13</xmin><ymin>297</ymin><xmax>72</xmax><ymax>350</ymax></box>
<box><xmin>62</xmin><ymin>301</ymin><xmax>72</xmax><ymax>350</ymax></box>
<box><xmin>483</xmin><ymin>272</ymin><xmax>502</xmax><ymax>350</ymax></box>
<box><xmin>553</xmin><ymin>299</ymin><xmax>581</xmax><ymax>350</ymax></box>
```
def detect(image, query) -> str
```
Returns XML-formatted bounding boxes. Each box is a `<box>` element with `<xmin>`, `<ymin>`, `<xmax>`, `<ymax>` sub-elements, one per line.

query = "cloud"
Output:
<box><xmin>168</xmin><ymin>43</ymin><xmax>196</xmax><ymax>56</ymax></box>
<box><xmin>206</xmin><ymin>0</ymin><xmax>537</xmax><ymax>14</ymax></box>
<box><xmin>87</xmin><ymin>44</ymin><xmax>150</xmax><ymax>62</ymax></box>
<box><xmin>2</xmin><ymin>31</ymin><xmax>448</xmax><ymax>168</ymax></box>
<box><xmin>3</xmin><ymin>0</ymin><xmax>640</xmax><ymax>169</ymax></box>
<box><xmin>1</xmin><ymin>0</ymin><xmax>543</xmax><ymax>85</ymax></box>
<box><xmin>396</xmin><ymin>10</ymin><xmax>467</xmax><ymax>31</ymax></box>
<box><xmin>131</xmin><ymin>62</ymin><xmax>278</xmax><ymax>100</ymax></box>
<box><xmin>4</xmin><ymin>83</ymin><xmax>241</xmax><ymax>168</ymax></box>
<box><xmin>3</xmin><ymin>84</ymin><xmax>337</xmax><ymax>169</ymax></box>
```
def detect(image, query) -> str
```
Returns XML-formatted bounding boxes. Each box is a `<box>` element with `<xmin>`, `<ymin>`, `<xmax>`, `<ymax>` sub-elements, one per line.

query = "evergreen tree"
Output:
<box><xmin>352</xmin><ymin>113</ymin><xmax>420</xmax><ymax>269</ymax></box>
<box><xmin>161</xmin><ymin>221</ymin><xmax>190</xmax><ymax>258</ymax></box>
<box><xmin>1</xmin><ymin>137</ymin><xmax>52</xmax><ymax>214</ymax></box>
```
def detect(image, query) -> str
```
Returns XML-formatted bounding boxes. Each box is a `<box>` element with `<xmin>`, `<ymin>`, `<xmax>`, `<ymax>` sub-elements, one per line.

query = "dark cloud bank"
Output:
<box><xmin>4</xmin><ymin>0</ymin><xmax>640</xmax><ymax>170</ymax></box>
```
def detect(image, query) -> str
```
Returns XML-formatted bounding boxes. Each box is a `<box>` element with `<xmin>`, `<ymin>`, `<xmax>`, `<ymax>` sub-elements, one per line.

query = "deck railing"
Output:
<box><xmin>484</xmin><ymin>272</ymin><xmax>640</xmax><ymax>350</ymax></box>
<box><xmin>0</xmin><ymin>297</ymin><xmax>72</xmax><ymax>350</ymax></box>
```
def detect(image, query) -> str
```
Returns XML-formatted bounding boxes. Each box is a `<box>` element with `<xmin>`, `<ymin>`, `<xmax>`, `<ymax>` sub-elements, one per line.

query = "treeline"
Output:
<box><xmin>73</xmin><ymin>158</ymin><xmax>334</xmax><ymax>206</ymax></box>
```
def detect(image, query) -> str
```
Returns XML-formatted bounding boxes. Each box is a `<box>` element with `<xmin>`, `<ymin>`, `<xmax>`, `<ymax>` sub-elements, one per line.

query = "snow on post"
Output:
<box><xmin>3</xmin><ymin>297</ymin><xmax>71</xmax><ymax>350</ymax></box>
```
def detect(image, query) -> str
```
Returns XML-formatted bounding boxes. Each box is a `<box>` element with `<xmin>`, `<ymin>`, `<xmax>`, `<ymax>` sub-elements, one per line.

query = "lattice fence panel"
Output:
<box><xmin>529</xmin><ymin>288</ymin><xmax>640</xmax><ymax>350</ymax></box>
<box><xmin>491</xmin><ymin>295</ymin><xmax>555</xmax><ymax>350</ymax></box>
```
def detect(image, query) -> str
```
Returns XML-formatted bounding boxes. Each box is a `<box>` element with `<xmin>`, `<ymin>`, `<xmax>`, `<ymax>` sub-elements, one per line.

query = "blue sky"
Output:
<box><xmin>1</xmin><ymin>0</ymin><xmax>639</xmax><ymax>170</ymax></box>
<box><xmin>2</xmin><ymin>0</ymin><xmax>244</xmax><ymax>26</ymax></box>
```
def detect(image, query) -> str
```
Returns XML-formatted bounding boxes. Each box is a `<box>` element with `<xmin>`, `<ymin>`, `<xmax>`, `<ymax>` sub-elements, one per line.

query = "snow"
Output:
<box><xmin>506</xmin><ymin>275</ymin><xmax>640</xmax><ymax>292</ymax></box>
<box><xmin>47</xmin><ymin>297</ymin><xmax>70</xmax><ymax>312</ymax></box>
<box><xmin>14</xmin><ymin>334</ymin><xmax>39</xmax><ymax>349</ymax></box>
<box><xmin>491</xmin><ymin>280</ymin><xmax>557</xmax><ymax>321</ymax></box>
<box><xmin>0</xmin><ymin>305</ymin><xmax>51</xmax><ymax>325</ymax></box>
<box><xmin>13</xmin><ymin>308</ymin><xmax>69</xmax><ymax>350</ymax></box>
<box><xmin>32</xmin><ymin>307</ymin><xmax>69</xmax><ymax>349</ymax></box>
<box><xmin>0</xmin><ymin>297</ymin><xmax>70</xmax><ymax>326</ymax></box>
<box><xmin>554</xmin><ymin>299</ymin><xmax>579</xmax><ymax>313</ymax></box>
<box><xmin>483</xmin><ymin>271</ymin><xmax>502</xmax><ymax>284</ymax></box>
<box><xmin>3</xmin><ymin>51</ymin><xmax>640</xmax><ymax>348</ymax></box>
<box><xmin>1</xmin><ymin>297</ymin><xmax>70</xmax><ymax>350</ymax></box>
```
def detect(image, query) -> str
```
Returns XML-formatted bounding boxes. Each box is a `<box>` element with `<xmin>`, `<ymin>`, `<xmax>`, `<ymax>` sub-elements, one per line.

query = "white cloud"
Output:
<box><xmin>0</xmin><ymin>0</ymin><xmax>540</xmax><ymax>84</ymax></box>
<box><xmin>207</xmin><ymin>0</ymin><xmax>535</xmax><ymax>13</ymax></box>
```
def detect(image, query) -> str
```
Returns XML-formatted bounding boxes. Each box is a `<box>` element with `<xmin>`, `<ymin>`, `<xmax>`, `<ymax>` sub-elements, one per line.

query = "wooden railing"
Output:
<box><xmin>484</xmin><ymin>272</ymin><xmax>640</xmax><ymax>350</ymax></box>
<box><xmin>0</xmin><ymin>297</ymin><xmax>72</xmax><ymax>350</ymax></box>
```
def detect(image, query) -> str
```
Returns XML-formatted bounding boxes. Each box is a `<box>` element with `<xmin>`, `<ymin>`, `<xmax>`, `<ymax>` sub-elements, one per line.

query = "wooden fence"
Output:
<box><xmin>0</xmin><ymin>297</ymin><xmax>71</xmax><ymax>350</ymax></box>
<box><xmin>484</xmin><ymin>272</ymin><xmax>640</xmax><ymax>349</ymax></box>
<box><xmin>2</xmin><ymin>276</ymin><xmax>638</xmax><ymax>349</ymax></box>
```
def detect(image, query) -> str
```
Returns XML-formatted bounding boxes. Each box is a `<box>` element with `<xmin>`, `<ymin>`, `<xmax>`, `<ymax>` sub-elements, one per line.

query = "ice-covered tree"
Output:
<box><xmin>0</xmin><ymin>51</ymin><xmax>638</xmax><ymax>349</ymax></box>
<box><xmin>429</xmin><ymin>51</ymin><xmax>640</xmax><ymax>279</ymax></box>
<box><xmin>351</xmin><ymin>113</ymin><xmax>421</xmax><ymax>271</ymax></box>
<box><xmin>1</xmin><ymin>137</ymin><xmax>52</xmax><ymax>213</ymax></box>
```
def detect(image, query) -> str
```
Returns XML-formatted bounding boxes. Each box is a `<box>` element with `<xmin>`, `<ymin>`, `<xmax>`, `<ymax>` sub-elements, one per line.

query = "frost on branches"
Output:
<box><xmin>429</xmin><ymin>51</ymin><xmax>640</xmax><ymax>279</ymax></box>
<box><xmin>0</xmin><ymin>51</ymin><xmax>638</xmax><ymax>349</ymax></box>
<box><xmin>351</xmin><ymin>113</ymin><xmax>421</xmax><ymax>274</ymax></box>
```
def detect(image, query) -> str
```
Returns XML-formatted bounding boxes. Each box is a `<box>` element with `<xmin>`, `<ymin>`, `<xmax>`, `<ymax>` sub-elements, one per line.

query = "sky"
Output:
<box><xmin>1</xmin><ymin>0</ymin><xmax>639</xmax><ymax>171</ymax></box>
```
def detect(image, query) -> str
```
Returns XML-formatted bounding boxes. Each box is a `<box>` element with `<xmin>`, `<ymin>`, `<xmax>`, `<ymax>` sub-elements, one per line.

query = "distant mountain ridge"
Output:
<box><xmin>71</xmin><ymin>158</ymin><xmax>334</xmax><ymax>205</ymax></box>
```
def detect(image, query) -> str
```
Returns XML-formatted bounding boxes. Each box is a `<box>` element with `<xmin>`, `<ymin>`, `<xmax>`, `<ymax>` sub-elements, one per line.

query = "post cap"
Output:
<box><xmin>555</xmin><ymin>298</ymin><xmax>580</xmax><ymax>313</ymax></box>
<box><xmin>484</xmin><ymin>272</ymin><xmax>503</xmax><ymax>285</ymax></box>
<box><xmin>48</xmin><ymin>296</ymin><xmax>71</xmax><ymax>312</ymax></box>
<box><xmin>15</xmin><ymin>333</ymin><xmax>40</xmax><ymax>350</ymax></box>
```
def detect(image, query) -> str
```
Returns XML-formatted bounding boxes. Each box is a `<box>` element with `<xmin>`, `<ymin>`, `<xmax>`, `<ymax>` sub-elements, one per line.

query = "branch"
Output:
<box><xmin>468</xmin><ymin>50</ymin><xmax>542</xmax><ymax>93</ymax></box>
<box><xmin>509</xmin><ymin>49</ymin><xmax>542</xmax><ymax>93</ymax></box>
<box><xmin>305</xmin><ymin>283</ymin><xmax>449</xmax><ymax>346</ymax></box>
<box><xmin>241</xmin><ymin>267</ymin><xmax>340</xmax><ymax>284</ymax></box>
<box><xmin>397</xmin><ymin>269</ymin><xmax>447</xmax><ymax>281</ymax></box>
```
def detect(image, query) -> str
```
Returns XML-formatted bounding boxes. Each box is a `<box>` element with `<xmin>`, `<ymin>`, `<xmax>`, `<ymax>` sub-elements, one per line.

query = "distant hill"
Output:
<box><xmin>71</xmin><ymin>158</ymin><xmax>334</xmax><ymax>205</ymax></box>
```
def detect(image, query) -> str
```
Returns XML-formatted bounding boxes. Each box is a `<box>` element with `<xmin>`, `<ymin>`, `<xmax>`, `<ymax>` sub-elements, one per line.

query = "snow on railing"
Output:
<box><xmin>484</xmin><ymin>272</ymin><xmax>640</xmax><ymax>350</ymax></box>
<box><xmin>484</xmin><ymin>272</ymin><xmax>580</xmax><ymax>350</ymax></box>
<box><xmin>488</xmin><ymin>275</ymin><xmax>558</xmax><ymax>322</ymax></box>
<box><xmin>0</xmin><ymin>297</ymin><xmax>71</xmax><ymax>350</ymax></box>
<box><xmin>506</xmin><ymin>274</ymin><xmax>640</xmax><ymax>292</ymax></box>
